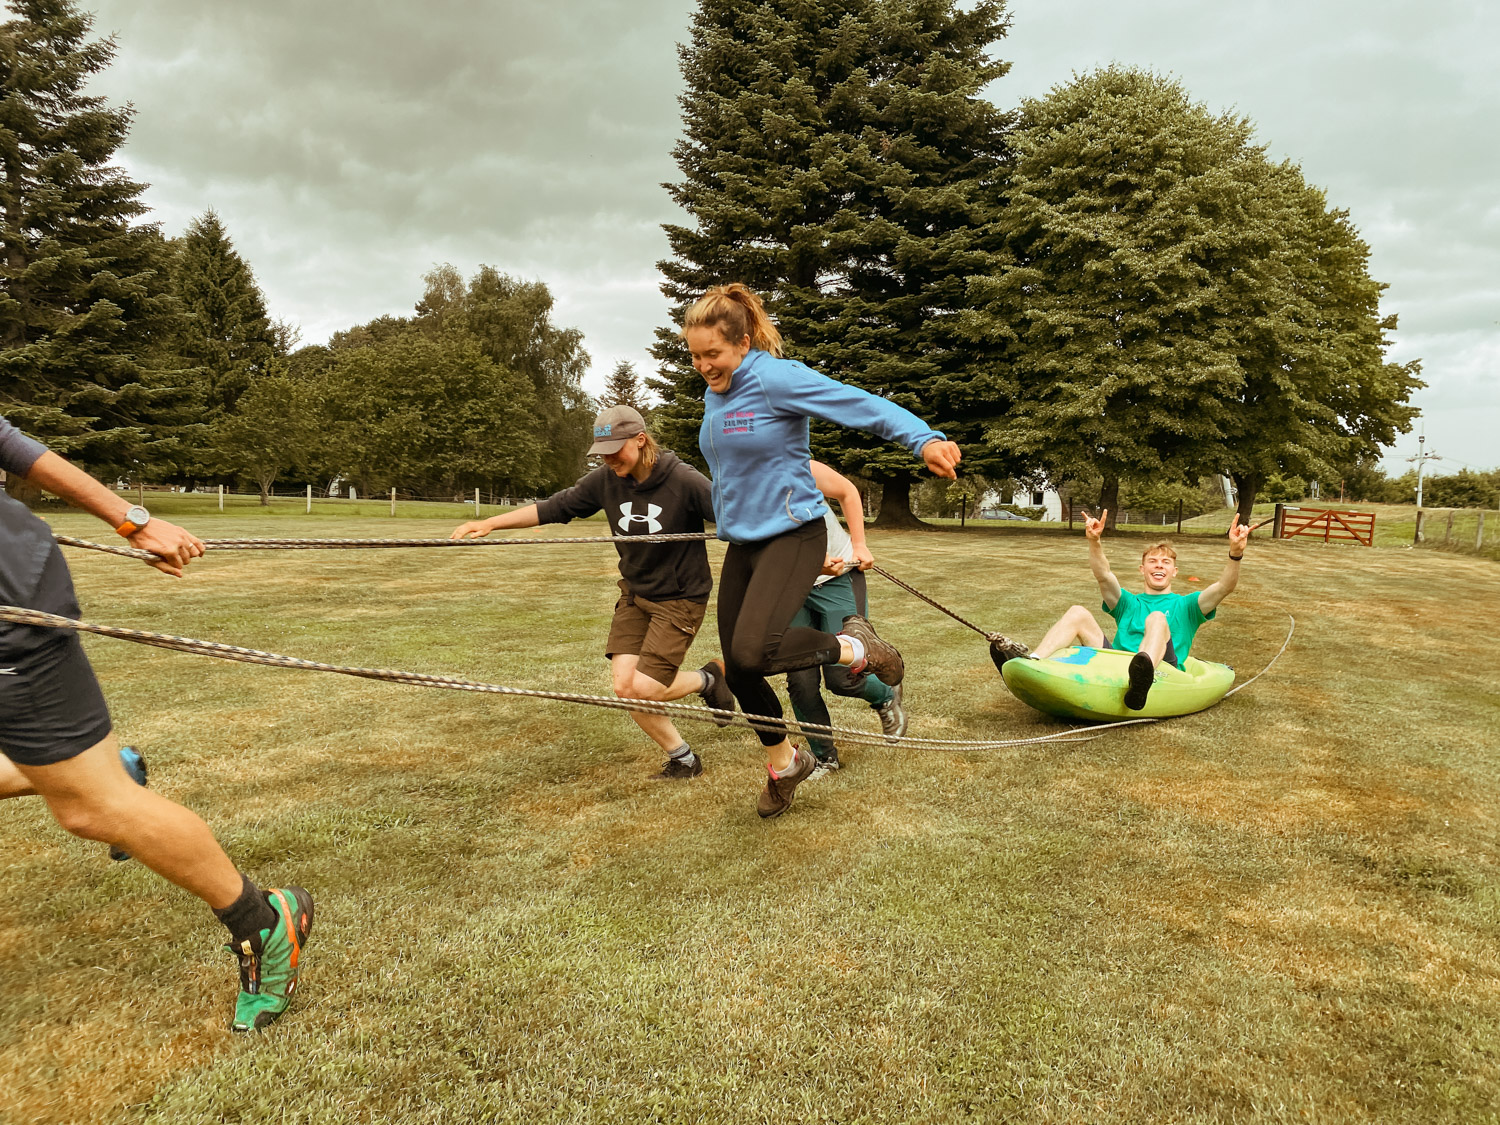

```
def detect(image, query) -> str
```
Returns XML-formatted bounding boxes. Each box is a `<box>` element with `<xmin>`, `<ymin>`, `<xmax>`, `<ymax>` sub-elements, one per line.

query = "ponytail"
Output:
<box><xmin>682</xmin><ymin>283</ymin><xmax>784</xmax><ymax>358</ymax></box>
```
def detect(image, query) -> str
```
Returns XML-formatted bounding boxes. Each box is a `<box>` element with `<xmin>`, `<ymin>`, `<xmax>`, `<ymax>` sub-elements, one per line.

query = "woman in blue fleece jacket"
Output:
<box><xmin>684</xmin><ymin>283</ymin><xmax>961</xmax><ymax>818</ymax></box>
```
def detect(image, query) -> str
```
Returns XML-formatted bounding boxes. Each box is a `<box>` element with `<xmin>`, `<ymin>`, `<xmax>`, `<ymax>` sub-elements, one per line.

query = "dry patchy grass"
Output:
<box><xmin>1</xmin><ymin>506</ymin><xmax>1497</xmax><ymax>1124</ymax></box>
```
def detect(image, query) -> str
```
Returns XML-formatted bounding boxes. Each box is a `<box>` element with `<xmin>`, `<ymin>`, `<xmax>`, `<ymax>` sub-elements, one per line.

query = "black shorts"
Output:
<box><xmin>0</xmin><ymin>633</ymin><xmax>113</xmax><ymax>766</ymax></box>
<box><xmin>1106</xmin><ymin>635</ymin><xmax>1182</xmax><ymax>670</ymax></box>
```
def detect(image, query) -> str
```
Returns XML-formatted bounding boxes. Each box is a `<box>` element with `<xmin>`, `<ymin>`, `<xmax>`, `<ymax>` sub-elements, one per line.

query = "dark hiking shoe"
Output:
<box><xmin>840</xmin><ymin>614</ymin><xmax>904</xmax><ymax>686</ymax></box>
<box><xmin>809</xmin><ymin>743</ymin><xmax>840</xmax><ymax>771</ymax></box>
<box><xmin>658</xmin><ymin>751</ymin><xmax>703</xmax><ymax>779</ymax></box>
<box><xmin>987</xmin><ymin>633</ymin><xmax>1030</xmax><ymax>675</ymax></box>
<box><xmin>756</xmin><ymin>746</ymin><xmax>818</xmax><ymax>819</ymax></box>
<box><xmin>229</xmin><ymin>886</ymin><xmax>314</xmax><ymax>1033</ymax></box>
<box><xmin>698</xmin><ymin>659</ymin><xmax>736</xmax><ymax>727</ymax></box>
<box><xmin>1123</xmin><ymin>652</ymin><xmax>1156</xmax><ymax>711</ymax></box>
<box><xmin>109</xmin><ymin>746</ymin><xmax>149</xmax><ymax>862</ymax></box>
<box><xmin>874</xmin><ymin>681</ymin><xmax>907</xmax><ymax>741</ymax></box>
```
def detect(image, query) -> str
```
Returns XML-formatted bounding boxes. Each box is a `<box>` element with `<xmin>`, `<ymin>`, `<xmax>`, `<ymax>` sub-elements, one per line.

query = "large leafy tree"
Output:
<box><xmin>650</xmin><ymin>0</ymin><xmax>1013</xmax><ymax>525</ymax></box>
<box><xmin>965</xmin><ymin>67</ymin><xmax>1418</xmax><ymax>525</ymax></box>
<box><xmin>208</xmin><ymin>373</ymin><xmax>318</xmax><ymax>505</ymax></box>
<box><xmin>0</xmin><ymin>0</ymin><xmax>183</xmax><ymax>491</ymax></box>
<box><xmin>310</xmin><ymin>332</ymin><xmax>543</xmax><ymax>499</ymax></box>
<box><xmin>414</xmin><ymin>265</ymin><xmax>592</xmax><ymax>491</ymax></box>
<box><xmin>1216</xmin><ymin>168</ymin><xmax>1420</xmax><ymax>521</ymax></box>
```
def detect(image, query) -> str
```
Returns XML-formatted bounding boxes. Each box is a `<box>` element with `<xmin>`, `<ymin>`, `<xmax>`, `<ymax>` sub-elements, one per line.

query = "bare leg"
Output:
<box><xmin>611</xmin><ymin>654</ymin><xmax>705</xmax><ymax>752</ymax></box>
<box><xmin>1033</xmin><ymin>605</ymin><xmax>1108</xmax><ymax>660</ymax></box>
<box><xmin>0</xmin><ymin>754</ymin><xmax>37</xmax><ymax>798</ymax></box>
<box><xmin>16</xmin><ymin>734</ymin><xmax>243</xmax><ymax>909</ymax></box>
<box><xmin>1139</xmin><ymin>611</ymin><xmax>1171</xmax><ymax>666</ymax></box>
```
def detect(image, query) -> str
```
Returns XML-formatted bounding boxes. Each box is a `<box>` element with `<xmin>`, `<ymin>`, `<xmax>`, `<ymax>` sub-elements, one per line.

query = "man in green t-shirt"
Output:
<box><xmin>1002</xmin><ymin>509</ymin><xmax>1252</xmax><ymax>710</ymax></box>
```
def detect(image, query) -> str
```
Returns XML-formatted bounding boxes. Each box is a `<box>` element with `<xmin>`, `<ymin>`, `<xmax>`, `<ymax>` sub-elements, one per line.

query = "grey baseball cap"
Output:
<box><xmin>588</xmin><ymin>404</ymin><xmax>646</xmax><ymax>455</ymax></box>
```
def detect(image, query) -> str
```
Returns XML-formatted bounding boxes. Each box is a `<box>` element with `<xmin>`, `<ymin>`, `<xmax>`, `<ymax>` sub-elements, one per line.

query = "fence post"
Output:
<box><xmin>1413</xmin><ymin>508</ymin><xmax>1425</xmax><ymax>544</ymax></box>
<box><xmin>218</xmin><ymin>483</ymin><xmax>224</xmax><ymax>512</ymax></box>
<box><xmin>1273</xmin><ymin>503</ymin><xmax>1285</xmax><ymax>540</ymax></box>
<box><xmin>306</xmin><ymin>484</ymin><xmax>312</xmax><ymax>514</ymax></box>
<box><xmin>390</xmin><ymin>487</ymin><xmax>396</xmax><ymax>517</ymax></box>
<box><xmin>1478</xmin><ymin>511</ymin><xmax>1486</xmax><ymax>550</ymax></box>
<box><xmin>1444</xmin><ymin>509</ymin><xmax>1454</xmax><ymax>543</ymax></box>
<box><xmin>351</xmin><ymin>486</ymin><xmax>357</xmax><ymax>502</ymax></box>
<box><xmin>1176</xmin><ymin>499</ymin><xmax>1182</xmax><ymax>534</ymax></box>
<box><xmin>474</xmin><ymin>487</ymin><xmax>480</xmax><ymax>517</ymax></box>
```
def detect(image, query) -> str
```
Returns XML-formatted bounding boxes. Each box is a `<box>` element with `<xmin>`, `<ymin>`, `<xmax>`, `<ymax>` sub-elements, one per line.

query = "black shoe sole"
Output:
<box><xmin>1123</xmin><ymin>652</ymin><xmax>1155</xmax><ymax>710</ymax></box>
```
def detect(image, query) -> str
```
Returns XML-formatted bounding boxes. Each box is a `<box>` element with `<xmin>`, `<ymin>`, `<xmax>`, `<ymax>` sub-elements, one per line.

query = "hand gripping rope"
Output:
<box><xmin>43</xmin><ymin>532</ymin><xmax>1295</xmax><ymax>747</ymax></box>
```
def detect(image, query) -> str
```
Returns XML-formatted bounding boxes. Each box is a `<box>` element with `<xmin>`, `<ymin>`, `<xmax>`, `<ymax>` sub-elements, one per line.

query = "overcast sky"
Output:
<box><xmin>82</xmin><ymin>0</ymin><xmax>1497</xmax><ymax>476</ymax></box>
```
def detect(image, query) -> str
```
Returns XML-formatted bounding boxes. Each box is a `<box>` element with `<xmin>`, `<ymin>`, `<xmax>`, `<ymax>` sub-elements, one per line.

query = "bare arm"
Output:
<box><xmin>1082</xmin><ymin>509</ymin><xmax>1122</xmax><ymax>609</ymax></box>
<box><xmin>25</xmin><ymin>451</ymin><xmax>205</xmax><ymax>577</ymax></box>
<box><xmin>1198</xmin><ymin>515</ymin><xmax>1249</xmax><ymax>614</ymax></box>
<box><xmin>809</xmin><ymin>459</ymin><xmax>873</xmax><ymax>570</ymax></box>
<box><xmin>450</xmin><ymin>504</ymin><xmax>541</xmax><ymax>539</ymax></box>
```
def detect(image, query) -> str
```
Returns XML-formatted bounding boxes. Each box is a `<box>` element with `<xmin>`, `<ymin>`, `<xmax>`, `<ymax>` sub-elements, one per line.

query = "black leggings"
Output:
<box><xmin>717</xmin><ymin>520</ymin><xmax>842</xmax><ymax>747</ymax></box>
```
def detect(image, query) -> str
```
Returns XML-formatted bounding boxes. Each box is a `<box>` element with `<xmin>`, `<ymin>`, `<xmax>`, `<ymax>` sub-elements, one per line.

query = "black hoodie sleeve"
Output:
<box><xmin>679</xmin><ymin>463</ymin><xmax>715</xmax><ymax>524</ymax></box>
<box><xmin>534</xmin><ymin>467</ymin><xmax>609</xmax><ymax>525</ymax></box>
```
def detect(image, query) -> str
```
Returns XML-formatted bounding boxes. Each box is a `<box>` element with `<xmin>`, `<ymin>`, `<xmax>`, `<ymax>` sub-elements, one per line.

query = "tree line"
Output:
<box><xmin>2</xmin><ymin>0</ymin><xmax>1427</xmax><ymax>522</ymax></box>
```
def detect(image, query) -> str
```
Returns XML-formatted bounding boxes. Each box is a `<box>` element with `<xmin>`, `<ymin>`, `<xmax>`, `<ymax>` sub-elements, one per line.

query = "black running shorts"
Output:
<box><xmin>0</xmin><ymin>633</ymin><xmax>113</xmax><ymax>766</ymax></box>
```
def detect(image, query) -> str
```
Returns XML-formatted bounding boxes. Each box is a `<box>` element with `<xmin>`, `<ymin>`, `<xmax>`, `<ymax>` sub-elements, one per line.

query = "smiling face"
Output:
<box><xmin>1139</xmin><ymin>549</ymin><xmax>1179</xmax><ymax>593</ymax></box>
<box><xmin>599</xmin><ymin>432</ymin><xmax>646</xmax><ymax>479</ymax></box>
<box><xmin>685</xmin><ymin>325</ymin><xmax>751</xmax><ymax>395</ymax></box>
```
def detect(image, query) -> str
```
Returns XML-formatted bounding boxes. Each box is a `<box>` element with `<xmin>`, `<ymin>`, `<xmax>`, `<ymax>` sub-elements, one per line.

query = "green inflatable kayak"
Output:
<box><xmin>1001</xmin><ymin>646</ymin><xmax>1235</xmax><ymax>722</ymax></box>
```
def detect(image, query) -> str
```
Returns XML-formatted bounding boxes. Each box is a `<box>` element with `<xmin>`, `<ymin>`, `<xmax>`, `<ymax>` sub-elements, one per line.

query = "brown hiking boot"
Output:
<box><xmin>698</xmin><ymin>659</ymin><xmax>736</xmax><ymax>727</ymax></box>
<box><xmin>839</xmin><ymin>614</ymin><xmax>904</xmax><ymax>686</ymax></box>
<box><xmin>987</xmin><ymin>632</ymin><xmax>1030</xmax><ymax>674</ymax></box>
<box><xmin>756</xmin><ymin>745</ymin><xmax>818</xmax><ymax>819</ymax></box>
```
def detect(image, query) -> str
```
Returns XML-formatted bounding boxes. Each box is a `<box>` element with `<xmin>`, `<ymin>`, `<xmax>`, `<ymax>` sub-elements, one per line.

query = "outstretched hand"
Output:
<box><xmin>127</xmin><ymin>518</ymin><xmax>205</xmax><ymax>578</ymax></box>
<box><xmin>450</xmin><ymin>520</ymin><xmax>492</xmax><ymax>540</ymax></box>
<box><xmin>921</xmin><ymin>440</ymin><xmax>962</xmax><ymax>480</ymax></box>
<box><xmin>1227</xmin><ymin>514</ymin><xmax>1250</xmax><ymax>557</ymax></box>
<box><xmin>1082</xmin><ymin>509</ymin><xmax>1108</xmax><ymax>543</ymax></box>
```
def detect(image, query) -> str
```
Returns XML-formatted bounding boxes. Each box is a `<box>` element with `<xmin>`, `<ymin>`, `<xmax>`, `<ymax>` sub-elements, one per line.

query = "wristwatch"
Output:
<box><xmin>116</xmin><ymin>504</ymin><xmax>151</xmax><ymax>537</ymax></box>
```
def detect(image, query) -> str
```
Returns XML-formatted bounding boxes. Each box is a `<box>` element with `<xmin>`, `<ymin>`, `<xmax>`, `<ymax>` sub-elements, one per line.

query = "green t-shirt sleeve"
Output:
<box><xmin>1183</xmin><ymin>590</ymin><xmax>1215</xmax><ymax>626</ymax></box>
<box><xmin>1106</xmin><ymin>588</ymin><xmax>1134</xmax><ymax>624</ymax></box>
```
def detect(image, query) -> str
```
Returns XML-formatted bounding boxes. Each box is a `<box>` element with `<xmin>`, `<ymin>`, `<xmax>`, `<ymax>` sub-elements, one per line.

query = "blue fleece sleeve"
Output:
<box><xmin>770</xmin><ymin>362</ymin><xmax>945</xmax><ymax>456</ymax></box>
<box><xmin>0</xmin><ymin>416</ymin><xmax>47</xmax><ymax>477</ymax></box>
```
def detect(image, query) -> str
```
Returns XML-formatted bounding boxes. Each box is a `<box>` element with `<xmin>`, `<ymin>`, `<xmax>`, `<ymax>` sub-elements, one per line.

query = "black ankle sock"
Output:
<box><xmin>214</xmin><ymin>873</ymin><xmax>277</xmax><ymax>946</ymax></box>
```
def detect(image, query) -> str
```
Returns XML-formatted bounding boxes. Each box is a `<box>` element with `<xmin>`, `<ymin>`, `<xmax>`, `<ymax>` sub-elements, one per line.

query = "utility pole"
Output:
<box><xmin>1406</xmin><ymin>431</ymin><xmax>1441</xmax><ymax>509</ymax></box>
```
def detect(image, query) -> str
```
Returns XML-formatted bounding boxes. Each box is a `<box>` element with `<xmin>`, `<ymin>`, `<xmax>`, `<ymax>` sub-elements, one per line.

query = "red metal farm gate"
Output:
<box><xmin>1272</xmin><ymin>505</ymin><xmax>1375</xmax><ymax>546</ymax></box>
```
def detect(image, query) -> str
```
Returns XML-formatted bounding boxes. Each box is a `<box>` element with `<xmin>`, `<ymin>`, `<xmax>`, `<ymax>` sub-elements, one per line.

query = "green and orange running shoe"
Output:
<box><xmin>228</xmin><ymin>886</ymin><xmax>315</xmax><ymax>1033</ymax></box>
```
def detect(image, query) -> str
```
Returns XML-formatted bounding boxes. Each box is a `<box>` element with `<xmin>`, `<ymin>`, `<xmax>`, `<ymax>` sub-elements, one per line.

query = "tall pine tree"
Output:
<box><xmin>650</xmin><ymin>0</ymin><xmax>1013</xmax><ymax>524</ymax></box>
<box><xmin>603</xmin><ymin>359</ymin><xmax>650</xmax><ymax>415</ymax></box>
<box><xmin>0</xmin><ymin>0</ymin><xmax>183</xmax><ymax>488</ymax></box>
<box><xmin>174</xmin><ymin>210</ymin><xmax>276</xmax><ymax>418</ymax></box>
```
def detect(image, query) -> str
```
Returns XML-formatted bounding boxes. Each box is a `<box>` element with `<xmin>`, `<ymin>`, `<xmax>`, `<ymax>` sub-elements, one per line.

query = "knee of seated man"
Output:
<box><xmin>1144</xmin><ymin>610</ymin><xmax>1169</xmax><ymax>626</ymax></box>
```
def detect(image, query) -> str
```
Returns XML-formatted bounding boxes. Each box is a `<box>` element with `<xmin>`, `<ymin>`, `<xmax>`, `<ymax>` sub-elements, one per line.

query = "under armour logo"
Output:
<box><xmin>617</xmin><ymin>502</ymin><xmax>663</xmax><ymax>534</ymax></box>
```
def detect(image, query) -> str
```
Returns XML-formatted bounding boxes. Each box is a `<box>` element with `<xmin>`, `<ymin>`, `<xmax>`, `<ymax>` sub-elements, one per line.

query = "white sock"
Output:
<box><xmin>839</xmin><ymin>635</ymin><xmax>866</xmax><ymax>665</ymax></box>
<box><xmin>670</xmin><ymin>743</ymin><xmax>696</xmax><ymax>766</ymax></box>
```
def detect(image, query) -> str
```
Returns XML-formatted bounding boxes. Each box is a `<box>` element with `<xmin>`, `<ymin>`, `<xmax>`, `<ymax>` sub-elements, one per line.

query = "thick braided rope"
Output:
<box><xmin>0</xmin><ymin>606</ymin><xmax>1128</xmax><ymax>752</ymax></box>
<box><xmin>54</xmin><ymin>531</ymin><xmax>720</xmax><ymax>562</ymax></box>
<box><xmin>871</xmin><ymin>565</ymin><xmax>992</xmax><ymax>637</ymax></box>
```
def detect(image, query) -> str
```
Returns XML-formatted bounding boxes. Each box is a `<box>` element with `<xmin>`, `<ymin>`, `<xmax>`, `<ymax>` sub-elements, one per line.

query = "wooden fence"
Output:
<box><xmin>1273</xmin><ymin>505</ymin><xmax>1375</xmax><ymax>546</ymax></box>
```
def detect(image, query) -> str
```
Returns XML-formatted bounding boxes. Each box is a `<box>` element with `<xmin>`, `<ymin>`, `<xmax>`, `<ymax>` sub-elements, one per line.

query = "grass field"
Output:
<box><xmin>3</xmin><ymin>499</ymin><xmax>1498</xmax><ymax>1124</ymax></box>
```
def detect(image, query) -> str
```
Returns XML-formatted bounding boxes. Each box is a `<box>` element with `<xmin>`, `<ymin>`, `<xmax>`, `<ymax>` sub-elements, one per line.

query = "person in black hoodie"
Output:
<box><xmin>452</xmin><ymin>406</ymin><xmax>734</xmax><ymax>777</ymax></box>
